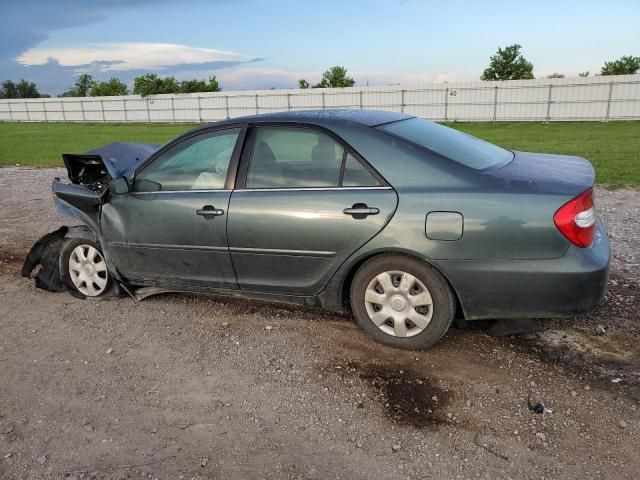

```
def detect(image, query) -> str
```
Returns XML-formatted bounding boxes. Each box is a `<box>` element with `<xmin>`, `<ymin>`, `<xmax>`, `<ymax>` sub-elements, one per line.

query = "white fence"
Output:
<box><xmin>1</xmin><ymin>74</ymin><xmax>640</xmax><ymax>123</ymax></box>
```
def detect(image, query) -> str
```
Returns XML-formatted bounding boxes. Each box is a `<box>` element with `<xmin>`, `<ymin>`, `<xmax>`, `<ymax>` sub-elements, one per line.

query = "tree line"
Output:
<box><xmin>0</xmin><ymin>73</ymin><xmax>222</xmax><ymax>99</ymax></box>
<box><xmin>1</xmin><ymin>50</ymin><xmax>639</xmax><ymax>99</ymax></box>
<box><xmin>58</xmin><ymin>73</ymin><xmax>222</xmax><ymax>97</ymax></box>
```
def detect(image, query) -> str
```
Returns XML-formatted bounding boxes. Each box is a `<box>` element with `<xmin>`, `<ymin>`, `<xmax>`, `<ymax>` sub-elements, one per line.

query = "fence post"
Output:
<box><xmin>170</xmin><ymin>97</ymin><xmax>175</xmax><ymax>123</ymax></box>
<box><xmin>400</xmin><ymin>89</ymin><xmax>405</xmax><ymax>113</ymax></box>
<box><xmin>197</xmin><ymin>96</ymin><xmax>202</xmax><ymax>122</ymax></box>
<box><xmin>546</xmin><ymin>84</ymin><xmax>553</xmax><ymax>123</ymax></box>
<box><xmin>225</xmin><ymin>94</ymin><xmax>230</xmax><ymax>119</ymax></box>
<box><xmin>255</xmin><ymin>94</ymin><xmax>259</xmax><ymax>115</ymax></box>
<box><xmin>7</xmin><ymin>102</ymin><xmax>13</xmax><ymax>121</ymax></box>
<box><xmin>146</xmin><ymin>98</ymin><xmax>151</xmax><ymax>122</ymax></box>
<box><xmin>287</xmin><ymin>92</ymin><xmax>291</xmax><ymax>111</ymax></box>
<box><xmin>80</xmin><ymin>100</ymin><xmax>85</xmax><ymax>122</ymax></box>
<box><xmin>444</xmin><ymin>87</ymin><xmax>449</xmax><ymax>121</ymax></box>
<box><xmin>321</xmin><ymin>91</ymin><xmax>325</xmax><ymax>109</ymax></box>
<box><xmin>492</xmin><ymin>85</ymin><xmax>498</xmax><ymax>122</ymax></box>
<box><xmin>359</xmin><ymin>90</ymin><xmax>363</xmax><ymax>109</ymax></box>
<box><xmin>605</xmin><ymin>81</ymin><xmax>613</xmax><ymax>122</ymax></box>
<box><xmin>43</xmin><ymin>100</ymin><xmax>48</xmax><ymax>122</ymax></box>
<box><xmin>100</xmin><ymin>99</ymin><xmax>105</xmax><ymax>122</ymax></box>
<box><xmin>60</xmin><ymin>100</ymin><xmax>66</xmax><ymax>122</ymax></box>
<box><xmin>123</xmin><ymin>98</ymin><xmax>128</xmax><ymax>122</ymax></box>
<box><xmin>25</xmin><ymin>101</ymin><xmax>31</xmax><ymax>122</ymax></box>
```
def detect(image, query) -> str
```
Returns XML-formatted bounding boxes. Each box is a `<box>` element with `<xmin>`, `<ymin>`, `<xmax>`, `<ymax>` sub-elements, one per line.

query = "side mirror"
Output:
<box><xmin>110</xmin><ymin>177</ymin><xmax>129</xmax><ymax>194</ymax></box>
<box><xmin>134</xmin><ymin>178</ymin><xmax>162</xmax><ymax>192</ymax></box>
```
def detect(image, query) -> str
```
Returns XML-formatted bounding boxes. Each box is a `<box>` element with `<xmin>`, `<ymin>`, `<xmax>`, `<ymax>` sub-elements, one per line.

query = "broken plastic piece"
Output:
<box><xmin>21</xmin><ymin>226</ymin><xmax>69</xmax><ymax>291</ymax></box>
<box><xmin>531</xmin><ymin>402</ymin><xmax>553</xmax><ymax>414</ymax></box>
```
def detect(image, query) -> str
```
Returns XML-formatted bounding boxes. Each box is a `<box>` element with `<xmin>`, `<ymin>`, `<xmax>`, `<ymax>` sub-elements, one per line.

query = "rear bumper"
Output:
<box><xmin>435</xmin><ymin>221</ymin><xmax>610</xmax><ymax>320</ymax></box>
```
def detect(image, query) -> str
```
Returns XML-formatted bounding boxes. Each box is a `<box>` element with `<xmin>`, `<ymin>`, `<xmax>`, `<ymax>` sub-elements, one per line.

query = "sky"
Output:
<box><xmin>1</xmin><ymin>0</ymin><xmax>638</xmax><ymax>96</ymax></box>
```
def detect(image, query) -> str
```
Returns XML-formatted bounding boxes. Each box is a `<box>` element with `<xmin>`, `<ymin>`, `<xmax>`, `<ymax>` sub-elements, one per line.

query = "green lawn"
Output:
<box><xmin>0</xmin><ymin>123</ymin><xmax>192</xmax><ymax>167</ymax></box>
<box><xmin>1</xmin><ymin>121</ymin><xmax>638</xmax><ymax>186</ymax></box>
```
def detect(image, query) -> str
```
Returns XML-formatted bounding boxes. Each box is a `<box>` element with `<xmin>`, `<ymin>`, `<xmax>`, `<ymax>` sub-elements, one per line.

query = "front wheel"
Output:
<box><xmin>60</xmin><ymin>239</ymin><xmax>113</xmax><ymax>298</ymax></box>
<box><xmin>350</xmin><ymin>255</ymin><xmax>455</xmax><ymax>350</ymax></box>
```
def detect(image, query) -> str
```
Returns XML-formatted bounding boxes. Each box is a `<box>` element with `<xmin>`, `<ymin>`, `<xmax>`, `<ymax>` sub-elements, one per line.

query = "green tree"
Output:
<box><xmin>16</xmin><ymin>79</ymin><xmax>42</xmax><ymax>98</ymax></box>
<box><xmin>578</xmin><ymin>71</ymin><xmax>590</xmax><ymax>77</ymax></box>
<box><xmin>298</xmin><ymin>79</ymin><xmax>310</xmax><ymax>89</ymax></box>
<box><xmin>600</xmin><ymin>55</ymin><xmax>640</xmax><ymax>75</ymax></box>
<box><xmin>1</xmin><ymin>79</ymin><xmax>44</xmax><ymax>98</ymax></box>
<box><xmin>481</xmin><ymin>44</ymin><xmax>534</xmax><ymax>80</ymax></box>
<box><xmin>90</xmin><ymin>78</ymin><xmax>129</xmax><ymax>96</ymax></box>
<box><xmin>546</xmin><ymin>73</ymin><xmax>565</xmax><ymax>78</ymax></box>
<box><xmin>60</xmin><ymin>74</ymin><xmax>96</xmax><ymax>97</ymax></box>
<box><xmin>133</xmin><ymin>74</ymin><xmax>181</xmax><ymax>96</ymax></box>
<box><xmin>0</xmin><ymin>80</ymin><xmax>19</xmax><ymax>98</ymax></box>
<box><xmin>314</xmin><ymin>66</ymin><xmax>356</xmax><ymax>88</ymax></box>
<box><xmin>179</xmin><ymin>76</ymin><xmax>221</xmax><ymax>93</ymax></box>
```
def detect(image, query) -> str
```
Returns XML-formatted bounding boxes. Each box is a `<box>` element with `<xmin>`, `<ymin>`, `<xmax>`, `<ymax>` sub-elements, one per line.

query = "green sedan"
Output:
<box><xmin>50</xmin><ymin>110</ymin><xmax>610</xmax><ymax>349</ymax></box>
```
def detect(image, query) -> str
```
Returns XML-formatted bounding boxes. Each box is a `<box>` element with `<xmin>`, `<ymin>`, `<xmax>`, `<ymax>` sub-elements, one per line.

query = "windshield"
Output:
<box><xmin>377</xmin><ymin>118</ymin><xmax>513</xmax><ymax>170</ymax></box>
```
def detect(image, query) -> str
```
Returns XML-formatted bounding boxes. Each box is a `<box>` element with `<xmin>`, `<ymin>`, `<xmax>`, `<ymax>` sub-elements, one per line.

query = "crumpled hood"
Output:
<box><xmin>62</xmin><ymin>142</ymin><xmax>159</xmax><ymax>187</ymax></box>
<box><xmin>87</xmin><ymin>142</ymin><xmax>158</xmax><ymax>179</ymax></box>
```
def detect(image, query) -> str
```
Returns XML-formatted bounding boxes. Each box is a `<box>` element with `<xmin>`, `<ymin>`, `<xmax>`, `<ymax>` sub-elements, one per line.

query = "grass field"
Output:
<box><xmin>0</xmin><ymin>121</ymin><xmax>638</xmax><ymax>186</ymax></box>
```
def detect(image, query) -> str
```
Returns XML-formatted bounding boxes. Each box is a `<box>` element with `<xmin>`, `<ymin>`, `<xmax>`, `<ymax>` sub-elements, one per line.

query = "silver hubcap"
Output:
<box><xmin>68</xmin><ymin>245</ymin><xmax>108</xmax><ymax>297</ymax></box>
<box><xmin>364</xmin><ymin>270</ymin><xmax>433</xmax><ymax>338</ymax></box>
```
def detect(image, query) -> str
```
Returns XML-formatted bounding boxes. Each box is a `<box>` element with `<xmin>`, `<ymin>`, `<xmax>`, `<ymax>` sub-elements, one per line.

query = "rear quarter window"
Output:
<box><xmin>377</xmin><ymin>118</ymin><xmax>513</xmax><ymax>170</ymax></box>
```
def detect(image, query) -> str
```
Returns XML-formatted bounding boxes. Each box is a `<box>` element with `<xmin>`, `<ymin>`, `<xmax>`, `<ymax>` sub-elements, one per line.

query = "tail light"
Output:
<box><xmin>554</xmin><ymin>188</ymin><xmax>595</xmax><ymax>248</ymax></box>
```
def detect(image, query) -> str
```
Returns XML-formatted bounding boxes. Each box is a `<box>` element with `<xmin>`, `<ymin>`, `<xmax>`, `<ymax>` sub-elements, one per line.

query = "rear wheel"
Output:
<box><xmin>61</xmin><ymin>239</ymin><xmax>112</xmax><ymax>298</ymax></box>
<box><xmin>350</xmin><ymin>254</ymin><xmax>455</xmax><ymax>350</ymax></box>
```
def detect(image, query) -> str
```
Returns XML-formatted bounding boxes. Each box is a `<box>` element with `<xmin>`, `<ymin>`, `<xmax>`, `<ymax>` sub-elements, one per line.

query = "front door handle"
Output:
<box><xmin>196</xmin><ymin>205</ymin><xmax>225</xmax><ymax>217</ymax></box>
<box><xmin>343</xmin><ymin>203</ymin><xmax>380</xmax><ymax>219</ymax></box>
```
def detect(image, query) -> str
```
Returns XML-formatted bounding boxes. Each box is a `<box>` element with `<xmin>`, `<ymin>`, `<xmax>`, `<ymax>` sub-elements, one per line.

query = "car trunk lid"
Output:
<box><xmin>487</xmin><ymin>151</ymin><xmax>595</xmax><ymax>195</ymax></box>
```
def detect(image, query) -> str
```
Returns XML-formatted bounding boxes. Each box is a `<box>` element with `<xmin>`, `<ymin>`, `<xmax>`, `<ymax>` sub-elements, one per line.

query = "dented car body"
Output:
<box><xmin>48</xmin><ymin>110</ymin><xmax>610</xmax><ymax>348</ymax></box>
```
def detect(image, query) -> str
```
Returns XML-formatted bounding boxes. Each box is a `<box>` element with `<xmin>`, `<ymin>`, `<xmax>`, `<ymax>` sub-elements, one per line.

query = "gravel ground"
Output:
<box><xmin>0</xmin><ymin>167</ymin><xmax>639</xmax><ymax>480</ymax></box>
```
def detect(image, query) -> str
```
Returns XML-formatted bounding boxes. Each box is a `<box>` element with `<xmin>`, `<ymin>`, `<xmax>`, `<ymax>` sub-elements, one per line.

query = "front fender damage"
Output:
<box><xmin>21</xmin><ymin>225</ymin><xmax>168</xmax><ymax>301</ymax></box>
<box><xmin>21</xmin><ymin>225</ymin><xmax>95</xmax><ymax>292</ymax></box>
<box><xmin>21</xmin><ymin>225</ymin><xmax>126</xmax><ymax>299</ymax></box>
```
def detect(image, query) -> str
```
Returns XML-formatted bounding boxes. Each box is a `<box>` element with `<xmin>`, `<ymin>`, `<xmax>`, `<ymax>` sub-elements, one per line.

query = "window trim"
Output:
<box><xmin>132</xmin><ymin>124</ymin><xmax>248</xmax><ymax>192</ymax></box>
<box><xmin>235</xmin><ymin>122</ymin><xmax>388</xmax><ymax>190</ymax></box>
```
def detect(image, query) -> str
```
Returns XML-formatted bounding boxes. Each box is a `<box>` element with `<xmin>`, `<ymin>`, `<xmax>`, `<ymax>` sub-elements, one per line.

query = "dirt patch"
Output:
<box><xmin>597</xmin><ymin>274</ymin><xmax>640</xmax><ymax>331</ymax></box>
<box><xmin>516</xmin><ymin>329</ymin><xmax>640</xmax><ymax>400</ymax></box>
<box><xmin>339</xmin><ymin>362</ymin><xmax>452</xmax><ymax>429</ymax></box>
<box><xmin>0</xmin><ymin>247</ymin><xmax>25</xmax><ymax>269</ymax></box>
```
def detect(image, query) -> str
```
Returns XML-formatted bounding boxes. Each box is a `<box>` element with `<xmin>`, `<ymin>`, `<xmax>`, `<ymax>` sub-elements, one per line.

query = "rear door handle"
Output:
<box><xmin>343</xmin><ymin>207</ymin><xmax>380</xmax><ymax>215</ymax></box>
<box><xmin>196</xmin><ymin>205</ymin><xmax>225</xmax><ymax>217</ymax></box>
<box><xmin>343</xmin><ymin>204</ymin><xmax>380</xmax><ymax>219</ymax></box>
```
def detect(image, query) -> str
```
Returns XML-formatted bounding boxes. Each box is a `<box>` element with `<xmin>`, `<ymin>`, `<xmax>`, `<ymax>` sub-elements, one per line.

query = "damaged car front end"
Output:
<box><xmin>24</xmin><ymin>142</ymin><xmax>158</xmax><ymax>298</ymax></box>
<box><xmin>54</xmin><ymin>141</ymin><xmax>157</xmax><ymax>231</ymax></box>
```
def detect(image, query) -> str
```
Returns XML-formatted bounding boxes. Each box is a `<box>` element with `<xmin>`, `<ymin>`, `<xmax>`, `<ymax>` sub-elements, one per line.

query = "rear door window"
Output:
<box><xmin>246</xmin><ymin>127</ymin><xmax>344</xmax><ymax>188</ymax></box>
<box><xmin>342</xmin><ymin>153</ymin><xmax>382</xmax><ymax>187</ymax></box>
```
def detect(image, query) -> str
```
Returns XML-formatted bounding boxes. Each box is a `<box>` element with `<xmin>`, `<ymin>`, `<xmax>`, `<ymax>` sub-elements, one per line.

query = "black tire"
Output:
<box><xmin>350</xmin><ymin>254</ymin><xmax>455</xmax><ymax>350</ymax></box>
<box><xmin>60</xmin><ymin>238</ymin><xmax>114</xmax><ymax>299</ymax></box>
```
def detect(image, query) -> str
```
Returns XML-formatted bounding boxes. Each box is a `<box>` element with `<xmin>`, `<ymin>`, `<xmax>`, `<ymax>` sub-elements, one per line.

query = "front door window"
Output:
<box><xmin>135</xmin><ymin>128</ymin><xmax>241</xmax><ymax>192</ymax></box>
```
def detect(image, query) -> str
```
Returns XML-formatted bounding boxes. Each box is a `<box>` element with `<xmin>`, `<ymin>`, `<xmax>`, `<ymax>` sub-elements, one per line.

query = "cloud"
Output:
<box><xmin>0</xmin><ymin>0</ymin><xmax>182</xmax><ymax>62</ymax></box>
<box><xmin>18</xmin><ymin>42</ymin><xmax>258</xmax><ymax>72</ymax></box>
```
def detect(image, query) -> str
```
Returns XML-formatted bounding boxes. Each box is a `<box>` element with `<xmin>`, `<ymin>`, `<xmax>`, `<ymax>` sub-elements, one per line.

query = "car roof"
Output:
<box><xmin>191</xmin><ymin>109</ymin><xmax>413</xmax><ymax>133</ymax></box>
